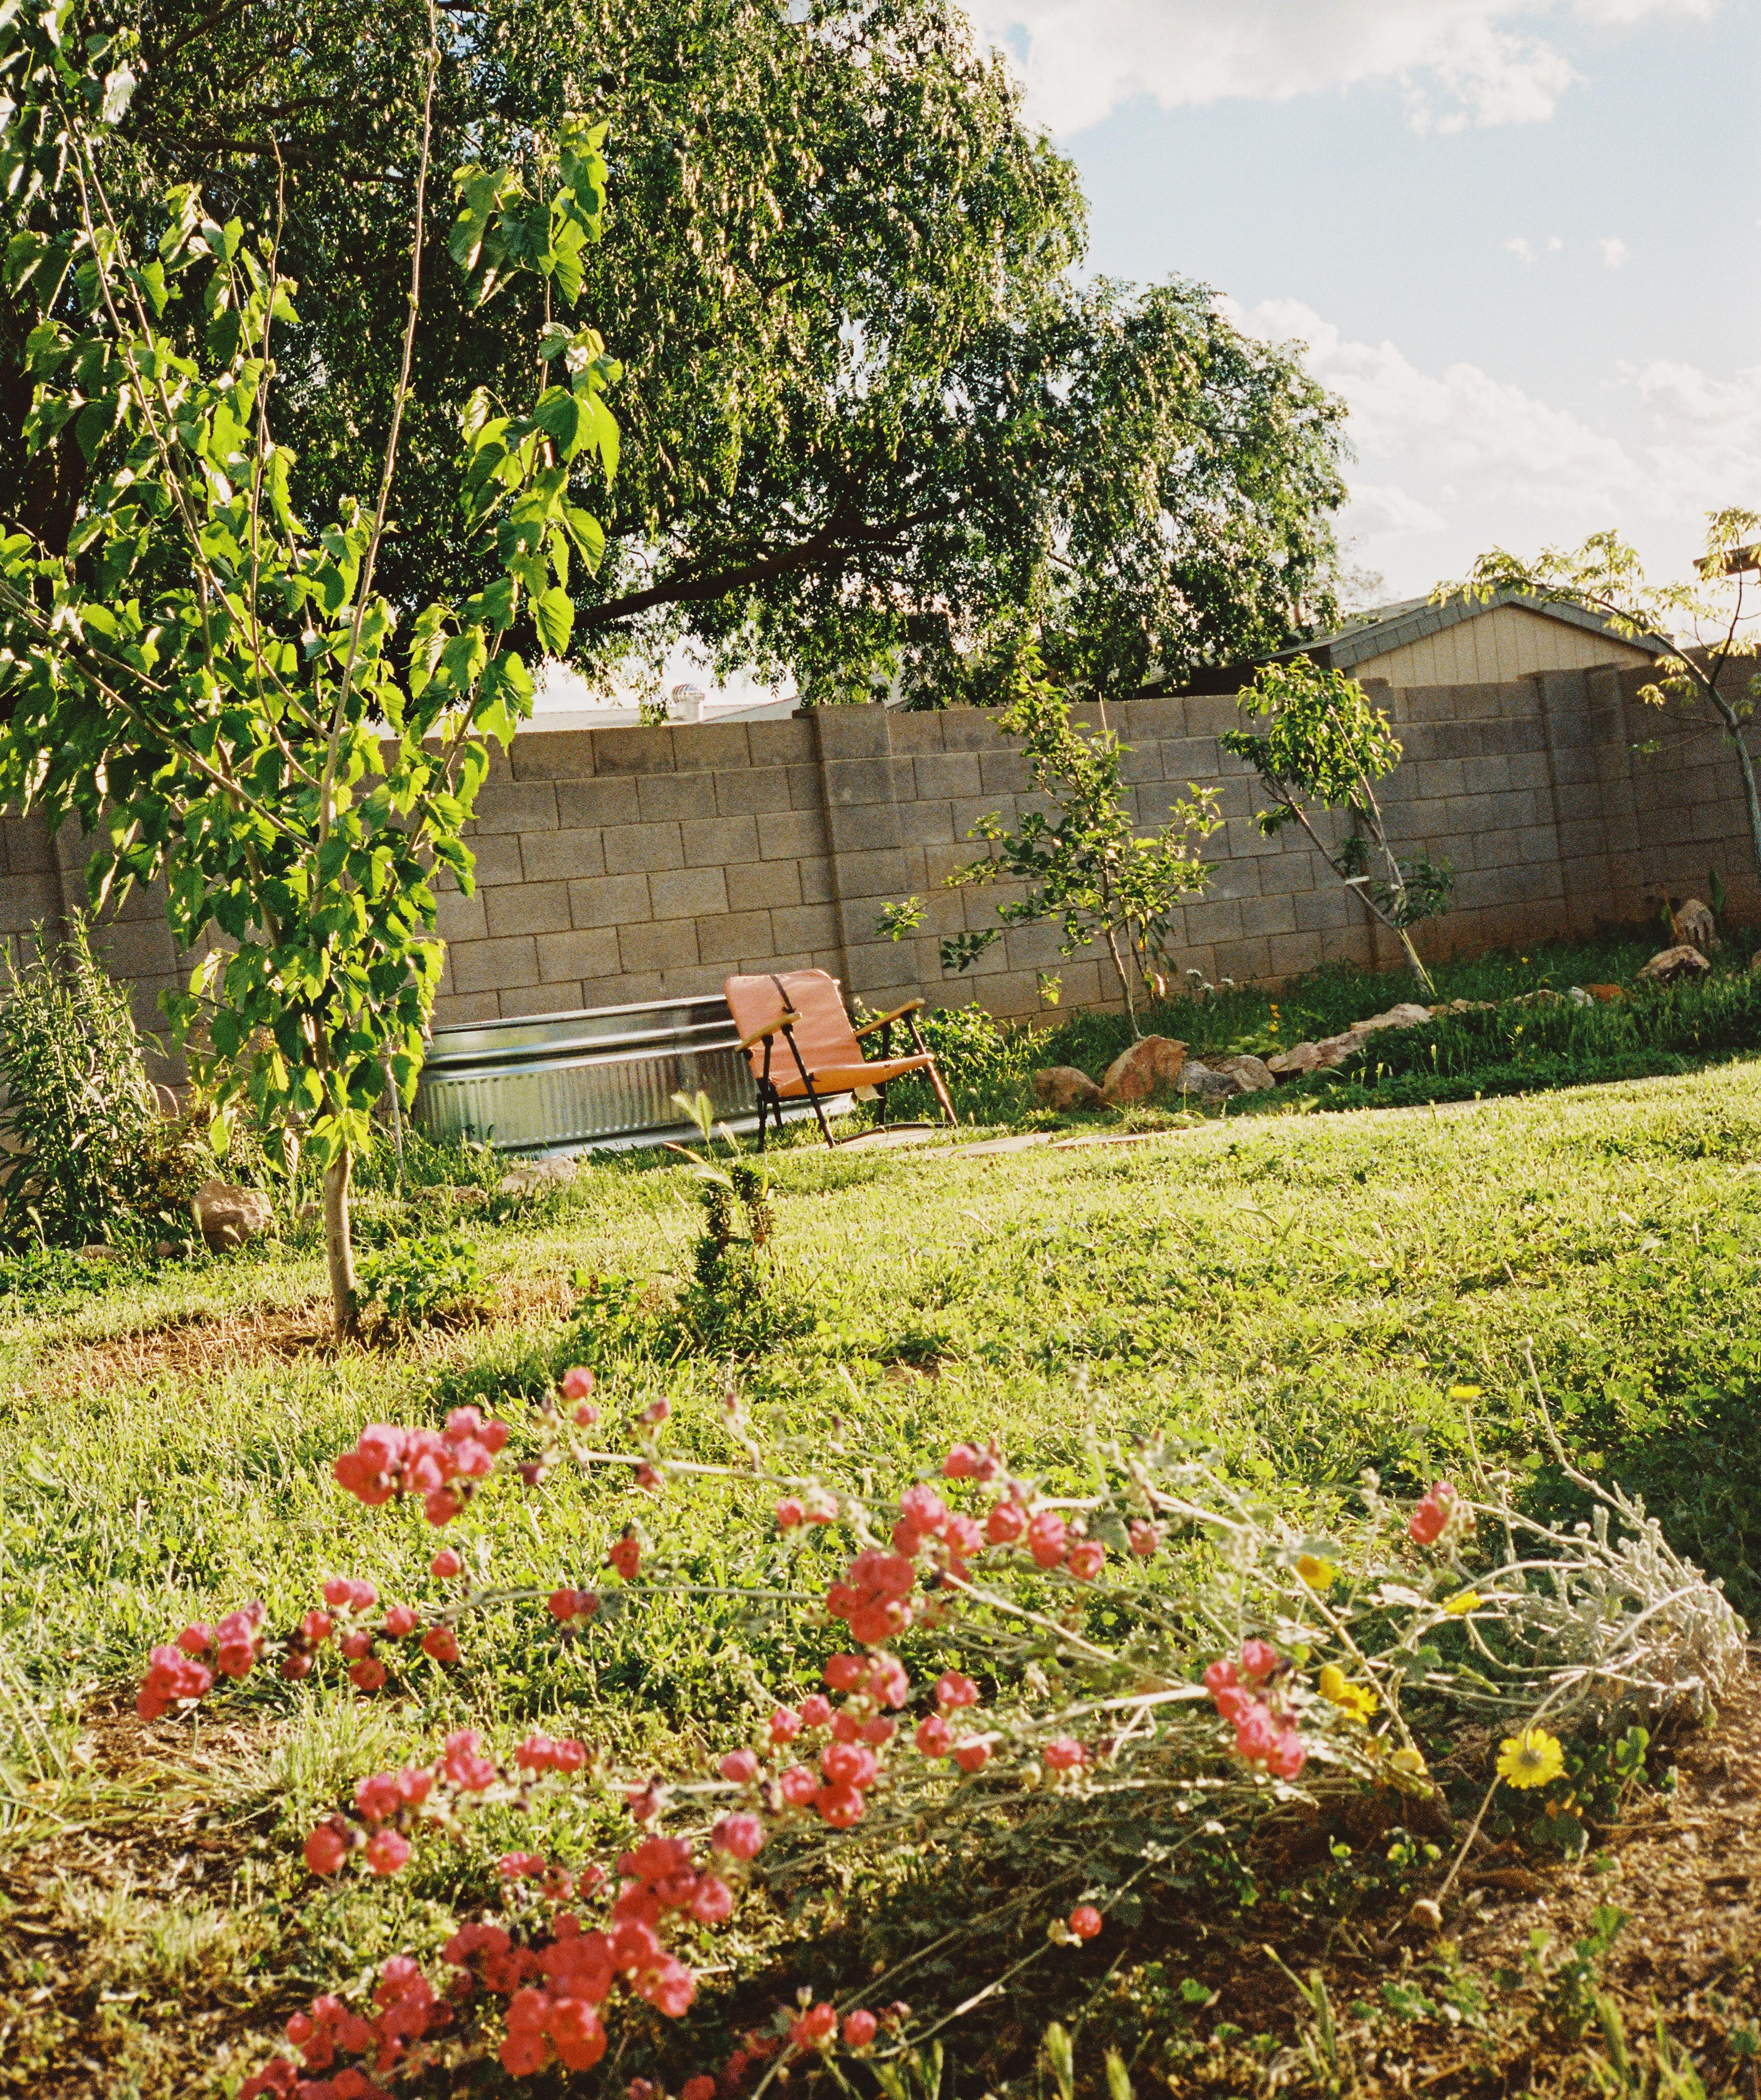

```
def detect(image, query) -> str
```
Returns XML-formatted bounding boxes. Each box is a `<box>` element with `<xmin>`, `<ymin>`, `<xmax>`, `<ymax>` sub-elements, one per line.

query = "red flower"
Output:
<box><xmin>718</xmin><ymin>1749</ymin><xmax>759</xmax><ymax>1784</ymax></box>
<box><xmin>1026</xmin><ymin>1512</ymin><xmax>1069</xmax><ymax>1569</ymax></box>
<box><xmin>422</xmin><ymin>1626</ymin><xmax>460</xmax><ymax>1664</ymax></box>
<box><xmin>1043</xmin><ymin>1736</ymin><xmax>1085</xmax><ymax>1772</ymax></box>
<box><xmin>954</xmin><ymin>1739</ymin><xmax>991</xmax><ymax>1773</ymax></box>
<box><xmin>608</xmin><ymin>1536</ymin><xmax>642</xmax><ymax>1581</ymax></box>
<box><xmin>1068</xmin><ymin>1905</ymin><xmax>1103</xmax><ymax>1941</ymax></box>
<box><xmin>985</xmin><ymin>1500</ymin><xmax>1028</xmax><ymax>1546</ymax></box>
<box><xmin>843</xmin><ymin>2009</ymin><xmax>879</xmax><ymax>2047</ymax></box>
<box><xmin>365</xmin><ymin>1828</ymin><xmax>411</xmax><ymax>1875</ymax></box>
<box><xmin>775</xmin><ymin>1497</ymin><xmax>805</xmax><ymax>1529</ymax></box>
<box><xmin>304</xmin><ymin>1821</ymin><xmax>350</xmax><ymax>1875</ymax></box>
<box><xmin>790</xmin><ymin>2002</ymin><xmax>838</xmax><ymax>2050</ymax></box>
<box><xmin>1066</xmin><ymin>1540</ymin><xmax>1105</xmax><ymax>1582</ymax></box>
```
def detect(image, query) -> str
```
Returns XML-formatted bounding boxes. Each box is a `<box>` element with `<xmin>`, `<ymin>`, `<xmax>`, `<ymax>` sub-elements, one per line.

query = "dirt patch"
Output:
<box><xmin>38</xmin><ymin>1272</ymin><xmax>578</xmax><ymax>1390</ymax></box>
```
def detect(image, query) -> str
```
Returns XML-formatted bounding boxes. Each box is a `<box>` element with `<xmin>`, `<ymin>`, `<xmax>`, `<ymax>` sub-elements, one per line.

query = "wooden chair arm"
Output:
<box><xmin>737</xmin><ymin>1011</ymin><xmax>800</xmax><ymax>1053</ymax></box>
<box><xmin>853</xmin><ymin>998</ymin><xmax>925</xmax><ymax>1040</ymax></box>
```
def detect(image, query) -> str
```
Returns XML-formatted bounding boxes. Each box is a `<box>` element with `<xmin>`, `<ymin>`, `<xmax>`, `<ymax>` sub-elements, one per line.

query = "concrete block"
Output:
<box><xmin>674</xmin><ymin>724</ymin><xmax>752</xmax><ymax>771</ymax></box>
<box><xmin>731</xmin><ymin>860</ymin><xmax>803</xmax><ymax>911</ymax></box>
<box><xmin>939</xmin><ymin>709</ymin><xmax>1007</xmax><ymax>752</ymax></box>
<box><xmin>821</xmin><ymin>757</ymin><xmax>897</xmax><ymax>807</ymax></box>
<box><xmin>800</xmin><ymin>860</ymin><xmax>836</xmax><ymax>906</ymax></box>
<box><xmin>484</xmin><ymin>881</ymin><xmax>572</xmax><ymax>938</ymax></box>
<box><xmin>510</xmin><ymin>730</ymin><xmax>598</xmax><ymax>781</ymax></box>
<box><xmin>810</xmin><ymin>707</ymin><xmax>892</xmax><ymax>759</ymax></box>
<box><xmin>434</xmin><ymin>888</ymin><xmax>488</xmax><ymax>942</ymax></box>
<box><xmin>772</xmin><ymin>904</ymin><xmax>843</xmax><ymax>951</ymax></box>
<box><xmin>465</xmin><ymin>833</ymin><xmax>526</xmax><ymax>886</ymax></box>
<box><xmin>581</xmin><ymin>971</ymin><xmax>664</xmax><ymax>1007</ymax></box>
<box><xmin>900</xmin><ymin>800</ymin><xmax>957</xmax><ymax>847</ymax></box>
<box><xmin>977</xmin><ymin>750</ymin><xmax>1032</xmax><ymax>796</ymax></box>
<box><xmin>758</xmin><ymin>810</ymin><xmax>829</xmax><ymax>861</ymax></box>
<box><xmin>449</xmin><ymin>935</ymin><xmax>539</xmax><ymax>994</ymax></box>
<box><xmin>432</xmin><ymin>991</ymin><xmax>503</xmax><ymax>1027</ymax></box>
<box><xmin>468</xmin><ymin>781</ymin><xmax>559</xmax><ymax>833</ymax></box>
<box><xmin>648</xmin><ymin>865</ymin><xmax>729</xmax><ymax>920</ymax></box>
<box><xmin>620</xmin><ymin>920</ymin><xmax>700</xmax><ymax>973</ymax></box>
<box><xmin>787</xmin><ymin>764</ymin><xmax>825</xmax><ymax>810</ymax></box>
<box><xmin>604</xmin><ymin>823</ymin><xmax>685</xmax><ymax>875</ymax></box>
<box><xmin>637</xmin><ymin>772</ymin><xmax>720</xmax><ymax>824</ymax></box>
<box><xmin>913</xmin><ymin>752</ymin><xmax>982</xmax><ymax>800</ymax></box>
<box><xmin>825</xmin><ymin>801</ymin><xmax>903</xmax><ymax>854</ymax></box>
<box><xmin>682</xmin><ymin>814</ymin><xmax>761</xmax><ymax>867</ymax></box>
<box><xmin>589</xmin><ymin>726</ymin><xmax>678</xmax><ymax>775</ymax></box>
<box><xmin>554</xmin><ymin>778</ymin><xmax>642</xmax><ymax>828</ymax></box>
<box><xmin>746</xmin><ymin>720</ymin><xmax>814</xmax><ymax>764</ymax></box>
<box><xmin>536</xmin><ymin>927</ymin><xmax>623</xmax><ymax>981</ymax></box>
<box><xmin>714</xmin><ymin>768</ymin><xmax>795</xmax><ymax>817</ymax></box>
<box><xmin>500</xmin><ymin>980</ymin><xmax>582</xmax><ymax>1016</ymax></box>
<box><xmin>889</xmin><ymin>713</ymin><xmax>946</xmax><ymax>752</ymax></box>
<box><xmin>568</xmin><ymin>873</ymin><xmax>653</xmax><ymax>929</ymax></box>
<box><xmin>833</xmin><ymin>848</ymin><xmax>911</xmax><ymax>899</ymax></box>
<box><xmin>520</xmin><ymin>830</ymin><xmax>607</xmax><ymax>883</ymax></box>
<box><xmin>697</xmin><ymin>910</ymin><xmax>776</xmax><ymax>966</ymax></box>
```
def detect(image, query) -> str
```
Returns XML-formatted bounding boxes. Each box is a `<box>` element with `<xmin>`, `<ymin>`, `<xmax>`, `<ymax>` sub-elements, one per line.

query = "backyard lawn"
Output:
<box><xmin>8</xmin><ymin>1052</ymin><xmax>1761</xmax><ymax>2097</ymax></box>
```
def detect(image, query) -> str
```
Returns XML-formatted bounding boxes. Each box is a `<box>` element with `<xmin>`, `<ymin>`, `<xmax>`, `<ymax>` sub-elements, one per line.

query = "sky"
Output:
<box><xmin>970</xmin><ymin>0</ymin><xmax>1761</xmax><ymax>607</ymax></box>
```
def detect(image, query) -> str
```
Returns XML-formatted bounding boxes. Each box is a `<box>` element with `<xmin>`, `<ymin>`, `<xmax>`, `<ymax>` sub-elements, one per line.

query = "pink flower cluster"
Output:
<box><xmin>303</xmin><ymin>1729</ymin><xmax>588</xmax><ymax>1882</ymax></box>
<box><xmin>1408</xmin><ymin>1479</ymin><xmax>1465</xmax><ymax>1546</ymax></box>
<box><xmin>332</xmin><ymin>1407</ymin><xmax>510</xmax><ymax>1526</ymax></box>
<box><xmin>240</xmin><ymin>1956</ymin><xmax>450</xmax><ymax>2098</ymax></box>
<box><xmin>1204</xmin><ymin>1640</ymin><xmax>1306</xmax><ymax>1779</ymax></box>
<box><xmin>911</xmin><ymin>1669</ymin><xmax>990</xmax><ymax>1771</ymax></box>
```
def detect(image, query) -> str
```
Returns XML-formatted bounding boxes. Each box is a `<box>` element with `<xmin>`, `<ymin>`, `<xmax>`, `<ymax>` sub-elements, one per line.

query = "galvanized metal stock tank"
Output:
<box><xmin>412</xmin><ymin>995</ymin><xmax>844</xmax><ymax>1156</ymax></box>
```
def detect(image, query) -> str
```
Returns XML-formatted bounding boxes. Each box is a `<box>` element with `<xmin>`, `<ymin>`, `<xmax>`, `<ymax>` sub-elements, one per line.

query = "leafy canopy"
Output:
<box><xmin>0</xmin><ymin>0</ymin><xmax>621</xmax><ymax>1326</ymax></box>
<box><xmin>1</xmin><ymin>0</ymin><xmax>1348</xmax><ymax>704</ymax></box>
<box><xmin>882</xmin><ymin>651</ymin><xmax>1219</xmax><ymax>1034</ymax></box>
<box><xmin>1224</xmin><ymin>658</ymin><xmax>1452</xmax><ymax>992</ymax></box>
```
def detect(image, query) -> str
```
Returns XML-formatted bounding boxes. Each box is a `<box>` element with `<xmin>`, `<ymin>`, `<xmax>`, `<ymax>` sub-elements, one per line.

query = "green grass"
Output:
<box><xmin>886</xmin><ymin>928</ymin><xmax>1761</xmax><ymax>1125</ymax></box>
<box><xmin>9</xmin><ymin>1056</ymin><xmax>1761</xmax><ymax>2090</ymax></box>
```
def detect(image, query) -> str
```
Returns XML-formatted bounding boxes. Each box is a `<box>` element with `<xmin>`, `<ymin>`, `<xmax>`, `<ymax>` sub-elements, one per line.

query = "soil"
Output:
<box><xmin>8</xmin><ymin>1672</ymin><xmax>1761</xmax><ymax>2096</ymax></box>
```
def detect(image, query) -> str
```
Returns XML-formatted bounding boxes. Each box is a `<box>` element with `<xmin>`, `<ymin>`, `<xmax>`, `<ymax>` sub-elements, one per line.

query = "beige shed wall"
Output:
<box><xmin>1355</xmin><ymin>604</ymin><xmax>1656</xmax><ymax>688</ymax></box>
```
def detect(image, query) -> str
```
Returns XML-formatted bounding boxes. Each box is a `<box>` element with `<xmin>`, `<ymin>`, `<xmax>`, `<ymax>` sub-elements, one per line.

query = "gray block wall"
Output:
<box><xmin>3</xmin><ymin>661</ymin><xmax>1754</xmax><ymax>1046</ymax></box>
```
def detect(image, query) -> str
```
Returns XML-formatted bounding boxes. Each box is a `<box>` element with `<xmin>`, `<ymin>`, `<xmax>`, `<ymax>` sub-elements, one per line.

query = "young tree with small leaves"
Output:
<box><xmin>1453</xmin><ymin>511</ymin><xmax>1761</xmax><ymax>889</ymax></box>
<box><xmin>1223</xmin><ymin>658</ymin><xmax>1452</xmax><ymax>996</ymax></box>
<box><xmin>880</xmin><ymin>651</ymin><xmax>1218</xmax><ymax>1036</ymax></box>
<box><xmin>0</xmin><ymin>1</ymin><xmax>622</xmax><ymax>1334</ymax></box>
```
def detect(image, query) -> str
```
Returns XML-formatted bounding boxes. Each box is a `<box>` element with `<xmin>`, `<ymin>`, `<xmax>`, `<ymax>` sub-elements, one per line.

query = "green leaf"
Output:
<box><xmin>533</xmin><ymin>586</ymin><xmax>574</xmax><ymax>655</ymax></box>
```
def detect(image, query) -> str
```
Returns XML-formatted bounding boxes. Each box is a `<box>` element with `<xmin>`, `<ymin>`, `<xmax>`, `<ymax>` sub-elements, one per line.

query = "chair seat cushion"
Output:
<box><xmin>767</xmin><ymin>1053</ymin><xmax>933</xmax><ymax>1099</ymax></box>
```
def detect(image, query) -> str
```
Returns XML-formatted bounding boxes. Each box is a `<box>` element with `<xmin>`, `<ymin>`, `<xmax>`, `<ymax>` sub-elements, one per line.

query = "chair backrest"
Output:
<box><xmin>724</xmin><ymin>970</ymin><xmax>858</xmax><ymax>1075</ymax></box>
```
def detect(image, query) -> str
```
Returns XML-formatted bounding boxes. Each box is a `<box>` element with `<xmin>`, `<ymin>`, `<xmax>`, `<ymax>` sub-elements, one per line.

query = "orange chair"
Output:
<box><xmin>723</xmin><ymin>970</ymin><xmax>958</xmax><ymax>1149</ymax></box>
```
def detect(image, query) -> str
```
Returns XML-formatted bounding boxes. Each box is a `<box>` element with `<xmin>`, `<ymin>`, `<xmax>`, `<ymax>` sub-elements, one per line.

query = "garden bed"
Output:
<box><xmin>8</xmin><ymin>1058</ymin><xmax>1761</xmax><ymax>2094</ymax></box>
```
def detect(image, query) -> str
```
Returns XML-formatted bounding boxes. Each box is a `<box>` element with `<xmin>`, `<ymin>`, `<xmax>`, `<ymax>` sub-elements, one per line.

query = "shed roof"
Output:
<box><xmin>1281</xmin><ymin>588</ymin><xmax>1670</xmax><ymax>674</ymax></box>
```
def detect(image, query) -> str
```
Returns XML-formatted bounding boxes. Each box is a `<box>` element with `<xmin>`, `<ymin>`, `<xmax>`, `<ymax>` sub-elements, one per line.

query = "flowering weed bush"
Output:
<box><xmin>137</xmin><ymin>1358</ymin><xmax>1741</xmax><ymax>2096</ymax></box>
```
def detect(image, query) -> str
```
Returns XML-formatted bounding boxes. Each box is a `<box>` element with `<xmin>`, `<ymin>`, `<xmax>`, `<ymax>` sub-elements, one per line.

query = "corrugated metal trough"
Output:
<box><xmin>412</xmin><ymin>994</ymin><xmax>849</xmax><ymax>1156</ymax></box>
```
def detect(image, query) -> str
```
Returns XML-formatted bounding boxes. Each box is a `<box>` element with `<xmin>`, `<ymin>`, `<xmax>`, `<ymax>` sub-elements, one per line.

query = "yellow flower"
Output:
<box><xmin>1317</xmin><ymin>1663</ymin><xmax>1379</xmax><ymax>1721</ymax></box>
<box><xmin>1444</xmin><ymin>1590</ymin><xmax>1482</xmax><ymax>1616</ymax></box>
<box><xmin>1448</xmin><ymin>1384</ymin><xmax>1482</xmax><ymax>1401</ymax></box>
<box><xmin>1390</xmin><ymin>1746</ymin><xmax>1428</xmax><ymax>1777</ymax></box>
<box><xmin>1296</xmin><ymin>1553</ymin><xmax>1338</xmax><ymax>1590</ymax></box>
<box><xmin>1496</xmin><ymin>1726</ymin><xmax>1564</xmax><ymax>1790</ymax></box>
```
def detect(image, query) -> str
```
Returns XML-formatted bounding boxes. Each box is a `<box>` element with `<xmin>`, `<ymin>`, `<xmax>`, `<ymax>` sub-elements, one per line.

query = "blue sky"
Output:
<box><xmin>973</xmin><ymin>0</ymin><xmax>1761</xmax><ymax>604</ymax></box>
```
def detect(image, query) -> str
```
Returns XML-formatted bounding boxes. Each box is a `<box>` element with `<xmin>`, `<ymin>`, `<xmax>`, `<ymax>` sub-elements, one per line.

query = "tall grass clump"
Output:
<box><xmin>0</xmin><ymin>916</ymin><xmax>161</xmax><ymax>1248</ymax></box>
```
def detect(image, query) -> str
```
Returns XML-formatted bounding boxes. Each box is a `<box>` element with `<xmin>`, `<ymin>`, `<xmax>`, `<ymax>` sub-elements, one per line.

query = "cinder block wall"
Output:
<box><xmin>3</xmin><ymin>661</ymin><xmax>1754</xmax><ymax>1044</ymax></box>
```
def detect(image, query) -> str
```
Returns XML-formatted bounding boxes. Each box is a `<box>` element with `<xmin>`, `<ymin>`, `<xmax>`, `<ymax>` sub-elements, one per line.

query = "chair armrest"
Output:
<box><xmin>737</xmin><ymin>1011</ymin><xmax>799</xmax><ymax>1053</ymax></box>
<box><xmin>853</xmin><ymin>998</ymin><xmax>925</xmax><ymax>1040</ymax></box>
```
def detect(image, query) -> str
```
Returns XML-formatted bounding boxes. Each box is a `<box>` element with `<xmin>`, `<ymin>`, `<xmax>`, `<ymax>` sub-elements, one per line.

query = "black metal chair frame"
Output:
<box><xmin>740</xmin><ymin>998</ymin><xmax>958</xmax><ymax>1151</ymax></box>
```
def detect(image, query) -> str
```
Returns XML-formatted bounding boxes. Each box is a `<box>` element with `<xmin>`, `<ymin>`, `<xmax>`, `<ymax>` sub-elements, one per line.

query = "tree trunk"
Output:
<box><xmin>1710</xmin><ymin>691</ymin><xmax>1761</xmax><ymax>900</ymax></box>
<box><xmin>1103</xmin><ymin>925</ymin><xmax>1140</xmax><ymax>1037</ymax></box>
<box><xmin>323</xmin><ymin>1147</ymin><xmax>359</xmax><ymax>1339</ymax></box>
<box><xmin>1394</xmin><ymin>925</ymin><xmax>1437</xmax><ymax>1000</ymax></box>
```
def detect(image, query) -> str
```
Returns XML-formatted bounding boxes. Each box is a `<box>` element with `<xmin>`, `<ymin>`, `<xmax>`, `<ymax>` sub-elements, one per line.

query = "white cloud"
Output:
<box><xmin>1598</xmin><ymin>235</ymin><xmax>1631</xmax><ymax>267</ymax></box>
<box><xmin>1505</xmin><ymin>236</ymin><xmax>1538</xmax><ymax>264</ymax></box>
<box><xmin>969</xmin><ymin>0</ymin><xmax>1717</xmax><ymax>139</ymax></box>
<box><xmin>1218</xmin><ymin>296</ymin><xmax>1759</xmax><ymax>593</ymax></box>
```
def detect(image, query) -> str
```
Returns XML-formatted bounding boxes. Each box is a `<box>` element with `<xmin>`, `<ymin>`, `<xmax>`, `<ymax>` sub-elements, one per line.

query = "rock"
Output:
<box><xmin>1431</xmin><ymin>997</ymin><xmax>1493</xmax><ymax>1015</ymax></box>
<box><xmin>413</xmin><ymin>1183</ymin><xmax>490</xmax><ymax>1209</ymax></box>
<box><xmin>1565</xmin><ymin>985</ymin><xmax>1592</xmax><ymax>1008</ymax></box>
<box><xmin>1358</xmin><ymin>1002</ymin><xmax>1434</xmax><ymax>1035</ymax></box>
<box><xmin>1313</xmin><ymin>1030</ymin><xmax>1370</xmax><ymax>1070</ymax></box>
<box><xmin>1582</xmin><ymin>983</ymin><xmax>1624</xmax><ymax>1002</ymax></box>
<box><xmin>1210</xmin><ymin>1053</ymin><xmax>1275</xmax><ymax>1094</ymax></box>
<box><xmin>1751</xmin><ymin>950</ymin><xmax>1761</xmax><ymax>975</ymax></box>
<box><xmin>1098</xmin><ymin>1035</ymin><xmax>1188</xmax><ymax>1106</ymax></box>
<box><xmin>496</xmin><ymin>1155</ymin><xmax>579</xmax><ymax>1197</ymax></box>
<box><xmin>1266</xmin><ymin>1041</ymin><xmax>1325</xmax><ymax>1079</ymax></box>
<box><xmin>78</xmin><ymin>1243</ymin><xmax>123</xmax><ymax>1262</ymax></box>
<box><xmin>1637</xmin><ymin>944</ymin><xmax>1713</xmax><ymax>985</ymax></box>
<box><xmin>193</xmin><ymin>1178</ymin><xmax>275</xmax><ymax>1251</ymax></box>
<box><xmin>1177</xmin><ymin>1061</ymin><xmax>1242</xmax><ymax>1100</ymax></box>
<box><xmin>1032</xmin><ymin>1066</ymin><xmax>1103</xmax><ymax>1111</ymax></box>
<box><xmin>1672</xmin><ymin>897</ymin><xmax>1719</xmax><ymax>953</ymax></box>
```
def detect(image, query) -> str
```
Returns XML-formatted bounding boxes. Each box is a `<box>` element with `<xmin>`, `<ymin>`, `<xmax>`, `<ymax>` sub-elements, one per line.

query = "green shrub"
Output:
<box><xmin>354</xmin><ymin>1230</ymin><xmax>484</xmax><ymax>1328</ymax></box>
<box><xmin>0</xmin><ymin>917</ymin><xmax>161</xmax><ymax>1248</ymax></box>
